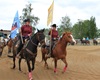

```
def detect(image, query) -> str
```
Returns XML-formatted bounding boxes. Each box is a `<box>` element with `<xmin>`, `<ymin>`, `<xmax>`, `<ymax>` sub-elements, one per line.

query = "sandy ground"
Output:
<box><xmin>0</xmin><ymin>45</ymin><xmax>100</xmax><ymax>80</ymax></box>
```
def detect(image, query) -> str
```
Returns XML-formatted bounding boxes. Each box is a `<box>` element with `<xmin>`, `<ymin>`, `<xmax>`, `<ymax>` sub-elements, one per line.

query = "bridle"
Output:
<box><xmin>30</xmin><ymin>33</ymin><xmax>45</xmax><ymax>46</ymax></box>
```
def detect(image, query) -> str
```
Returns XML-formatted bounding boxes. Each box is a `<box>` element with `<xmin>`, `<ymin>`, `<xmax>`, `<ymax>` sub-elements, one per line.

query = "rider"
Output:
<box><xmin>0</xmin><ymin>29</ymin><xmax>5</xmax><ymax>42</ymax></box>
<box><xmin>86</xmin><ymin>37</ymin><xmax>89</xmax><ymax>41</ymax></box>
<box><xmin>16</xmin><ymin>18</ymin><xmax>32</xmax><ymax>57</ymax></box>
<box><xmin>20</xmin><ymin>18</ymin><xmax>32</xmax><ymax>43</ymax></box>
<box><xmin>46</xmin><ymin>24</ymin><xmax>59</xmax><ymax>57</ymax></box>
<box><xmin>82</xmin><ymin>37</ymin><xmax>85</xmax><ymax>40</ymax></box>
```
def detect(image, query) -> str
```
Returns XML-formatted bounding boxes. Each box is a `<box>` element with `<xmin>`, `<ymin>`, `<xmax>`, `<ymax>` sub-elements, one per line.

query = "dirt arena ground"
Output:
<box><xmin>0</xmin><ymin>45</ymin><xmax>100</xmax><ymax>80</ymax></box>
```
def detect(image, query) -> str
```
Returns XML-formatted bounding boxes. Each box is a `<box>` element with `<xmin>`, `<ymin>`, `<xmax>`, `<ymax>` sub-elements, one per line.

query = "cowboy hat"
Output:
<box><xmin>51</xmin><ymin>24</ymin><xmax>58</xmax><ymax>27</ymax></box>
<box><xmin>24</xmin><ymin>19</ymin><xmax>30</xmax><ymax>22</ymax></box>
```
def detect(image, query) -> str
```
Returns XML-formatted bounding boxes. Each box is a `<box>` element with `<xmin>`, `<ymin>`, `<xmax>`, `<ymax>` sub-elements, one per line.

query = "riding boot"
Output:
<box><xmin>23</xmin><ymin>40</ymin><xmax>29</xmax><ymax>49</ymax></box>
<box><xmin>46</xmin><ymin>46</ymin><xmax>52</xmax><ymax>58</ymax></box>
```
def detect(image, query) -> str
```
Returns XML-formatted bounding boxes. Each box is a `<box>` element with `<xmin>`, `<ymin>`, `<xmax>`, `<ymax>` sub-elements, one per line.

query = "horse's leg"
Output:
<box><xmin>0</xmin><ymin>48</ymin><xmax>3</xmax><ymax>57</ymax></box>
<box><xmin>41</xmin><ymin>48</ymin><xmax>49</xmax><ymax>68</ymax></box>
<box><xmin>41</xmin><ymin>51</ymin><xmax>45</xmax><ymax>62</ymax></box>
<box><xmin>12</xmin><ymin>45</ymin><xmax>17</xmax><ymax>69</ymax></box>
<box><xmin>54</xmin><ymin>58</ymin><xmax>57</xmax><ymax>73</ymax></box>
<box><xmin>19</xmin><ymin>57</ymin><xmax>22</xmax><ymax>71</ymax></box>
<box><xmin>7</xmin><ymin>40</ymin><xmax>12</xmax><ymax>54</ymax></box>
<box><xmin>61</xmin><ymin>58</ymin><xmax>68</xmax><ymax>73</ymax></box>
<box><xmin>8</xmin><ymin>46</ymin><xmax>11</xmax><ymax>53</ymax></box>
<box><xmin>31</xmin><ymin>58</ymin><xmax>35</xmax><ymax>71</ymax></box>
<box><xmin>12</xmin><ymin>56</ymin><xmax>16</xmax><ymax>69</ymax></box>
<box><xmin>44</xmin><ymin>57</ymin><xmax>49</xmax><ymax>69</ymax></box>
<box><xmin>26</xmin><ymin>59</ymin><xmax>33</xmax><ymax>80</ymax></box>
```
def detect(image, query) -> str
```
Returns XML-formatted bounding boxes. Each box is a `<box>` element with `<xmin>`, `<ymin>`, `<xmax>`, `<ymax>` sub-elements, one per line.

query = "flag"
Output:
<box><xmin>47</xmin><ymin>0</ymin><xmax>54</xmax><ymax>26</ymax></box>
<box><xmin>10</xmin><ymin>11</ymin><xmax>20</xmax><ymax>39</ymax></box>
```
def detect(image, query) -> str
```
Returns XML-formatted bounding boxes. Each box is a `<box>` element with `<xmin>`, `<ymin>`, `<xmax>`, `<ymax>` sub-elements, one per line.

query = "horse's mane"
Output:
<box><xmin>59</xmin><ymin>32</ymin><xmax>71</xmax><ymax>41</ymax></box>
<box><xmin>30</xmin><ymin>33</ymin><xmax>37</xmax><ymax>39</ymax></box>
<box><xmin>31</xmin><ymin>29</ymin><xmax>45</xmax><ymax>39</ymax></box>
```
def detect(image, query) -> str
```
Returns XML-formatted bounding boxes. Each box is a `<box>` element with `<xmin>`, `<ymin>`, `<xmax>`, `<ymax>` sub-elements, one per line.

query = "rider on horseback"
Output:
<box><xmin>21</xmin><ymin>18</ymin><xmax>32</xmax><ymax>43</ymax></box>
<box><xmin>16</xmin><ymin>18</ymin><xmax>32</xmax><ymax>57</ymax></box>
<box><xmin>46</xmin><ymin>24</ymin><xmax>59</xmax><ymax>58</ymax></box>
<box><xmin>86</xmin><ymin>37</ymin><xmax>89</xmax><ymax>41</ymax></box>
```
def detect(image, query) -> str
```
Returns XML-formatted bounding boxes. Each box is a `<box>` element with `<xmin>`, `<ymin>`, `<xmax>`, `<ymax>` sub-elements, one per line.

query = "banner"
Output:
<box><xmin>10</xmin><ymin>11</ymin><xmax>20</xmax><ymax>39</ymax></box>
<box><xmin>47</xmin><ymin>1</ymin><xmax>54</xmax><ymax>26</ymax></box>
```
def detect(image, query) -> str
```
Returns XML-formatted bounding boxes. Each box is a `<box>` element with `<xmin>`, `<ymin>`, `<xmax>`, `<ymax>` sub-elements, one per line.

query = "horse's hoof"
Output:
<box><xmin>11</xmin><ymin>67</ymin><xmax>15</xmax><ymax>69</ymax></box>
<box><xmin>19</xmin><ymin>69</ymin><xmax>22</xmax><ymax>71</ymax></box>
<box><xmin>54</xmin><ymin>71</ymin><xmax>56</xmax><ymax>73</ymax></box>
<box><xmin>54</xmin><ymin>68</ymin><xmax>57</xmax><ymax>73</ymax></box>
<box><xmin>29</xmin><ymin>77</ymin><xmax>33</xmax><ymax>80</ymax></box>
<box><xmin>62</xmin><ymin>71</ymin><xmax>65</xmax><ymax>74</ymax></box>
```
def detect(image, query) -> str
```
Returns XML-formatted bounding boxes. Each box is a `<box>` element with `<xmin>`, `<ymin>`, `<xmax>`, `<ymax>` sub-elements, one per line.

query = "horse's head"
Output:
<box><xmin>62</xmin><ymin>32</ymin><xmax>76</xmax><ymax>44</ymax></box>
<box><xmin>36</xmin><ymin>29</ymin><xmax>45</xmax><ymax>46</ymax></box>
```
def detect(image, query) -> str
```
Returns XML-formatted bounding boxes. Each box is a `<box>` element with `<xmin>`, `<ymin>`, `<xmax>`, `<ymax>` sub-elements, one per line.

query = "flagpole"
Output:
<box><xmin>19</xmin><ymin>28</ymin><xmax>23</xmax><ymax>44</ymax></box>
<box><xmin>47</xmin><ymin>0</ymin><xmax>54</xmax><ymax>56</ymax></box>
<box><xmin>49</xmin><ymin>21</ymin><xmax>53</xmax><ymax>56</ymax></box>
<box><xmin>50</xmin><ymin>0</ymin><xmax>54</xmax><ymax>55</ymax></box>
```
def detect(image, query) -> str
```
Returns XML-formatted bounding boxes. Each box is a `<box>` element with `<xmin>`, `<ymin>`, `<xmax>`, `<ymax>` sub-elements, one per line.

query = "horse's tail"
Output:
<box><xmin>41</xmin><ymin>47</ymin><xmax>45</xmax><ymax>62</ymax></box>
<box><xmin>41</xmin><ymin>46</ymin><xmax>48</xmax><ymax>62</ymax></box>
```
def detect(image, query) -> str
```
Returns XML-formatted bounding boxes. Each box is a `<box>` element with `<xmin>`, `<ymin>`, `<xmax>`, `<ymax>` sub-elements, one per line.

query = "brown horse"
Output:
<box><xmin>41</xmin><ymin>32</ymin><xmax>76</xmax><ymax>73</ymax></box>
<box><xmin>0</xmin><ymin>41</ymin><xmax>6</xmax><ymax>56</ymax></box>
<box><xmin>7</xmin><ymin>35</ymin><xmax>19</xmax><ymax>54</ymax></box>
<box><xmin>7</xmin><ymin>39</ymin><xmax>13</xmax><ymax>53</ymax></box>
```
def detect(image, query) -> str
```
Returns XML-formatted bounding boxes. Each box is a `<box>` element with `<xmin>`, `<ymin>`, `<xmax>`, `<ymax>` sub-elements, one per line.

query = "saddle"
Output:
<box><xmin>16</xmin><ymin>39</ymin><xmax>29</xmax><ymax>58</ymax></box>
<box><xmin>45</xmin><ymin>40</ymin><xmax>57</xmax><ymax>54</ymax></box>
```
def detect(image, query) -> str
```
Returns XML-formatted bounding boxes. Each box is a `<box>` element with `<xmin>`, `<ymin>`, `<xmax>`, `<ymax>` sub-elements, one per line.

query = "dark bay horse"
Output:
<box><xmin>12</xmin><ymin>29</ymin><xmax>45</xmax><ymax>80</ymax></box>
<box><xmin>41</xmin><ymin>32</ymin><xmax>76</xmax><ymax>73</ymax></box>
<box><xmin>80</xmin><ymin>39</ymin><xmax>90</xmax><ymax>45</ymax></box>
<box><xmin>93</xmin><ymin>39</ymin><xmax>98</xmax><ymax>45</ymax></box>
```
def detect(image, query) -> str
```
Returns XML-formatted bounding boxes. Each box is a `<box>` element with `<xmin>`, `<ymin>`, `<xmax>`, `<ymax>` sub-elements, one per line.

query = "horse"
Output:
<box><xmin>0</xmin><ymin>40</ymin><xmax>7</xmax><ymax>56</ymax></box>
<box><xmin>12</xmin><ymin>29</ymin><xmax>45</xmax><ymax>80</ymax></box>
<box><xmin>41</xmin><ymin>32</ymin><xmax>76</xmax><ymax>73</ymax></box>
<box><xmin>7</xmin><ymin>39</ymin><xmax>13</xmax><ymax>53</ymax></box>
<box><xmin>7</xmin><ymin>35</ymin><xmax>19</xmax><ymax>54</ymax></box>
<box><xmin>80</xmin><ymin>39</ymin><xmax>90</xmax><ymax>45</ymax></box>
<box><xmin>93</xmin><ymin>39</ymin><xmax>98</xmax><ymax>45</ymax></box>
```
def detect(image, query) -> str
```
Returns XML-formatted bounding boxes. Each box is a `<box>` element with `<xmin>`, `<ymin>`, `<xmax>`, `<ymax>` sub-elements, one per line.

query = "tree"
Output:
<box><xmin>58</xmin><ymin>15</ymin><xmax>72</xmax><ymax>36</ymax></box>
<box><xmin>97</xmin><ymin>29</ymin><xmax>100</xmax><ymax>37</ymax></box>
<box><xmin>89</xmin><ymin>16</ymin><xmax>97</xmax><ymax>38</ymax></box>
<box><xmin>72</xmin><ymin>16</ymin><xmax>98</xmax><ymax>39</ymax></box>
<box><xmin>20</xmin><ymin>3</ymin><xmax>40</xmax><ymax>32</ymax></box>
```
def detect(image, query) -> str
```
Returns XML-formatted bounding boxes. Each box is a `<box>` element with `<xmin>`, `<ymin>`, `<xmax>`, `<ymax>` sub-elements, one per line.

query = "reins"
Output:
<box><xmin>29</xmin><ymin>33</ymin><xmax>45</xmax><ymax>47</ymax></box>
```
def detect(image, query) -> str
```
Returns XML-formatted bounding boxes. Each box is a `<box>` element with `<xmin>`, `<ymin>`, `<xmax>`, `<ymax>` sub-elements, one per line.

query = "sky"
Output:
<box><xmin>0</xmin><ymin>0</ymin><xmax>100</xmax><ymax>30</ymax></box>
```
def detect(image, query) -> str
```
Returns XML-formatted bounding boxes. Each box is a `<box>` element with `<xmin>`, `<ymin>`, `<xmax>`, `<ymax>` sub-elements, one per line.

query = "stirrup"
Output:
<box><xmin>16</xmin><ymin>54</ymin><xmax>20</xmax><ymax>59</ymax></box>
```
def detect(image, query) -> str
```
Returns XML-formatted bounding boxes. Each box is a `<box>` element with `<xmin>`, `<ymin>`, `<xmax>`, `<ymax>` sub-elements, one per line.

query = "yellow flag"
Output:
<box><xmin>47</xmin><ymin>1</ymin><xmax>54</xmax><ymax>26</ymax></box>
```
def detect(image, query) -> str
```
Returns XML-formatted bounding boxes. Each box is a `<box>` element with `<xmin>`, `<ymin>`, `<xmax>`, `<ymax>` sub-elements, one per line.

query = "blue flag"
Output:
<box><xmin>10</xmin><ymin>11</ymin><xmax>20</xmax><ymax>39</ymax></box>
